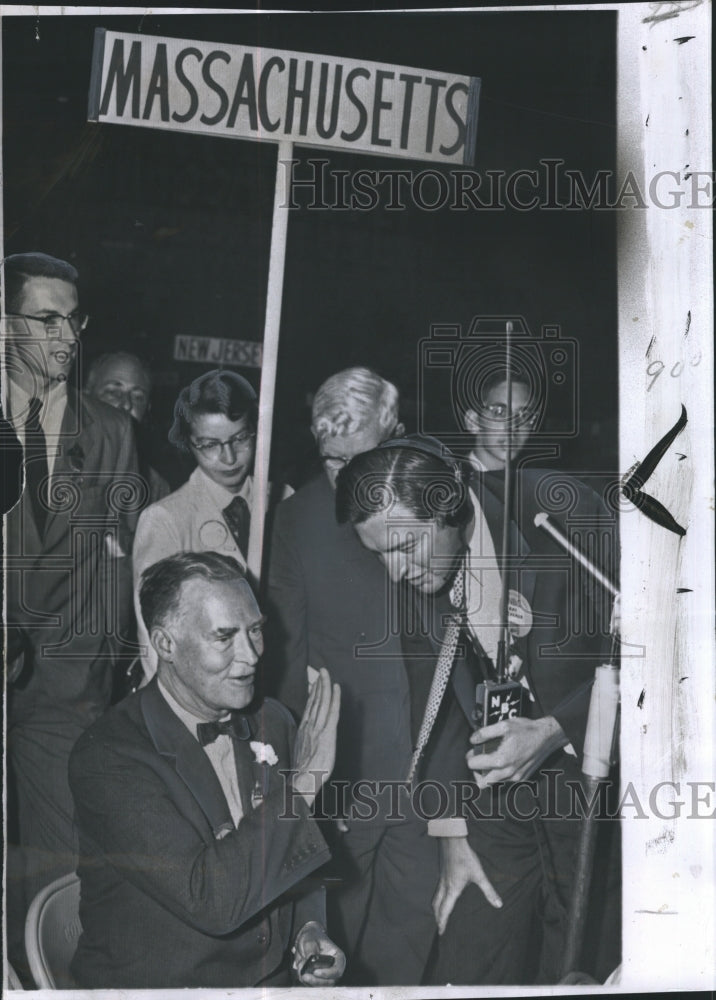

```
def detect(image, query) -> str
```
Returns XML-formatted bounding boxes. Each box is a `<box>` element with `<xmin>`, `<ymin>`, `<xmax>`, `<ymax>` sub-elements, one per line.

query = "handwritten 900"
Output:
<box><xmin>646</xmin><ymin>350</ymin><xmax>701</xmax><ymax>392</ymax></box>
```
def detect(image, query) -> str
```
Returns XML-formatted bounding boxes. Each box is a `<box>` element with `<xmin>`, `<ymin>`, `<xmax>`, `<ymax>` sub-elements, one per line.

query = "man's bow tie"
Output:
<box><xmin>196</xmin><ymin>714</ymin><xmax>251</xmax><ymax>747</ymax></box>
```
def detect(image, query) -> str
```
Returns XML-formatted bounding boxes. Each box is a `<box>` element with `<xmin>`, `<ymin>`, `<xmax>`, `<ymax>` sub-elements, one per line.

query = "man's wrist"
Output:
<box><xmin>291</xmin><ymin>772</ymin><xmax>317</xmax><ymax>804</ymax></box>
<box><xmin>539</xmin><ymin>715</ymin><xmax>569</xmax><ymax>755</ymax></box>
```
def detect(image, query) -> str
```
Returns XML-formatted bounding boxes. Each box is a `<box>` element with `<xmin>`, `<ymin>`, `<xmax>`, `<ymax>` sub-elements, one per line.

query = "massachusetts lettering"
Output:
<box><xmin>91</xmin><ymin>32</ymin><xmax>478</xmax><ymax>165</ymax></box>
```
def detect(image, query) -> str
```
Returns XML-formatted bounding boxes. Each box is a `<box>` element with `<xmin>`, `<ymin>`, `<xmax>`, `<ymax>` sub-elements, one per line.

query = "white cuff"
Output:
<box><xmin>427</xmin><ymin>818</ymin><xmax>468</xmax><ymax>837</ymax></box>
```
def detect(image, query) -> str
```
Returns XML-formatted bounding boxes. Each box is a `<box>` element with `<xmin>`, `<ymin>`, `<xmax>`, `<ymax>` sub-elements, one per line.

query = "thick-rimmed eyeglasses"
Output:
<box><xmin>480</xmin><ymin>403</ymin><xmax>539</xmax><ymax>427</ymax></box>
<box><xmin>190</xmin><ymin>430</ymin><xmax>256</xmax><ymax>459</ymax></box>
<box><xmin>7</xmin><ymin>310</ymin><xmax>89</xmax><ymax>336</ymax></box>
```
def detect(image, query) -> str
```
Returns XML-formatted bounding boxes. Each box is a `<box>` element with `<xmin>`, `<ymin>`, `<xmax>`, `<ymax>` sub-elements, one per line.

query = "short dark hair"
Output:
<box><xmin>3</xmin><ymin>253</ymin><xmax>79</xmax><ymax>313</ymax></box>
<box><xmin>478</xmin><ymin>365</ymin><xmax>532</xmax><ymax>399</ymax></box>
<box><xmin>85</xmin><ymin>352</ymin><xmax>153</xmax><ymax>394</ymax></box>
<box><xmin>335</xmin><ymin>436</ymin><xmax>473</xmax><ymax>529</ymax></box>
<box><xmin>139</xmin><ymin>551</ymin><xmax>247</xmax><ymax>633</ymax></box>
<box><xmin>454</xmin><ymin>349</ymin><xmax>544</xmax><ymax>418</ymax></box>
<box><xmin>168</xmin><ymin>369</ymin><xmax>258</xmax><ymax>452</ymax></box>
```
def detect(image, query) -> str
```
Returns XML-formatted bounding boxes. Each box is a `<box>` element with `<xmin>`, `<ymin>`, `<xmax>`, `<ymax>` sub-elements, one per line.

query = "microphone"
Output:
<box><xmin>534</xmin><ymin>512</ymin><xmax>619</xmax><ymax>598</ymax></box>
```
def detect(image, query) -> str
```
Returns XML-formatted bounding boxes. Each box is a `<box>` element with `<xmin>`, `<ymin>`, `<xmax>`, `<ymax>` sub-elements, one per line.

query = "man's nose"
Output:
<box><xmin>234</xmin><ymin>629</ymin><xmax>260</xmax><ymax>665</ymax></box>
<box><xmin>383</xmin><ymin>551</ymin><xmax>408</xmax><ymax>583</ymax></box>
<box><xmin>119</xmin><ymin>393</ymin><xmax>133</xmax><ymax>412</ymax></box>
<box><xmin>57</xmin><ymin>320</ymin><xmax>80</xmax><ymax>344</ymax></box>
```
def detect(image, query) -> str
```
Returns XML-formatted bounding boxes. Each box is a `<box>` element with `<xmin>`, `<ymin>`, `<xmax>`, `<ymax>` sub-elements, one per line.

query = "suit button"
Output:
<box><xmin>257</xmin><ymin>933</ymin><xmax>267</xmax><ymax>944</ymax></box>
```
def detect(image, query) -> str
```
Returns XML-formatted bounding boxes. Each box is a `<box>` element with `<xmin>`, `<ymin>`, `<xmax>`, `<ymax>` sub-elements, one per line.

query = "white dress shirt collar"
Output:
<box><xmin>7</xmin><ymin>379</ymin><xmax>69</xmax><ymax>478</ymax></box>
<box><xmin>191</xmin><ymin>465</ymin><xmax>253</xmax><ymax>511</ymax></box>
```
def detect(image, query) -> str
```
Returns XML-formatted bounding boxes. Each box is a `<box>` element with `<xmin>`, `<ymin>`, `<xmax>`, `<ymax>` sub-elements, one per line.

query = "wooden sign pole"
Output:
<box><xmin>247</xmin><ymin>139</ymin><xmax>293</xmax><ymax>585</ymax></box>
<box><xmin>618</xmin><ymin>4</ymin><xmax>714</xmax><ymax>989</ymax></box>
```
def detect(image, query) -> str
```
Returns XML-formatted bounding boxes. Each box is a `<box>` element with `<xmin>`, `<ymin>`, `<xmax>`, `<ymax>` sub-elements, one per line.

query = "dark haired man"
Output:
<box><xmin>463</xmin><ymin>365</ymin><xmax>540</xmax><ymax>473</ymax></box>
<box><xmin>69</xmin><ymin>551</ymin><xmax>344</xmax><ymax>988</ymax></box>
<box><xmin>265</xmin><ymin>368</ymin><xmax>439</xmax><ymax>985</ymax></box>
<box><xmin>335</xmin><ymin>437</ymin><xmax>619</xmax><ymax>985</ymax></box>
<box><xmin>2</xmin><ymin>252</ymin><xmax>140</xmax><ymax>962</ymax></box>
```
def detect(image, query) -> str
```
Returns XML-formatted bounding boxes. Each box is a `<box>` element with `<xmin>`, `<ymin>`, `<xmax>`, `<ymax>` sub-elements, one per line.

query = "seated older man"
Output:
<box><xmin>69</xmin><ymin>551</ymin><xmax>344</xmax><ymax>988</ymax></box>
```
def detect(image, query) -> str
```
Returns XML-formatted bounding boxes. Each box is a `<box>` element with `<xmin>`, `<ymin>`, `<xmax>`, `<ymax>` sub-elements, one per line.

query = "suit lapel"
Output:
<box><xmin>43</xmin><ymin>387</ymin><xmax>88</xmax><ymax>482</ymax></box>
<box><xmin>231</xmin><ymin>717</ymin><xmax>261</xmax><ymax>815</ymax></box>
<box><xmin>471</xmin><ymin>477</ymin><xmax>536</xmax><ymax>610</ymax></box>
<box><xmin>140</xmin><ymin>680</ymin><xmax>235</xmax><ymax>837</ymax></box>
<box><xmin>42</xmin><ymin>391</ymin><xmax>93</xmax><ymax>547</ymax></box>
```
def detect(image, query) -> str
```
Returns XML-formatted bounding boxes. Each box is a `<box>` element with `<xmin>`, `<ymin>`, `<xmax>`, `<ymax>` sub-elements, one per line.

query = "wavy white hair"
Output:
<box><xmin>311</xmin><ymin>367</ymin><xmax>400</xmax><ymax>444</ymax></box>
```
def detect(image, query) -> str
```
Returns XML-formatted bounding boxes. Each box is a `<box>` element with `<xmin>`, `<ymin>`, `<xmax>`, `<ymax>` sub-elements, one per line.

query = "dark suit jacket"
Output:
<box><xmin>265</xmin><ymin>473</ymin><xmax>412</xmax><ymax>791</ymax></box>
<box><xmin>69</xmin><ymin>680</ymin><xmax>331</xmax><ymax>988</ymax></box>
<box><xmin>6</xmin><ymin>390</ymin><xmax>140</xmax><ymax>724</ymax></box>
<box><xmin>405</xmin><ymin>469</ymin><xmax>617</xmax><ymax>796</ymax></box>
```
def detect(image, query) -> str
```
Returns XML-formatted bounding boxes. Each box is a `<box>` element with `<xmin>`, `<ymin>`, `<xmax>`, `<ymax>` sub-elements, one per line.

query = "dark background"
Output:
<box><xmin>2</xmin><ymin>9</ymin><xmax>617</xmax><ymax>488</ymax></box>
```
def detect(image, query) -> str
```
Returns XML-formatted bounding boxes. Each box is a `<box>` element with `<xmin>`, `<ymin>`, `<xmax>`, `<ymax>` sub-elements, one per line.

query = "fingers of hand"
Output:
<box><xmin>312</xmin><ymin>668</ymin><xmax>332</xmax><ymax>732</ymax></box>
<box><xmin>470</xmin><ymin>721</ymin><xmax>508</xmax><ymax>745</ymax></box>
<box><xmin>470</xmin><ymin>763</ymin><xmax>513</xmax><ymax>788</ymax></box>
<box><xmin>473</xmin><ymin>868</ymin><xmax>503</xmax><ymax>909</ymax></box>
<box><xmin>300</xmin><ymin>674</ymin><xmax>320</xmax><ymax>732</ymax></box>
<box><xmin>466</xmin><ymin>746</ymin><xmax>507</xmax><ymax>772</ymax></box>
<box><xmin>432</xmin><ymin>879</ymin><xmax>446</xmax><ymax>923</ymax></box>
<box><xmin>435</xmin><ymin>882</ymin><xmax>459</xmax><ymax>935</ymax></box>
<box><xmin>326</xmin><ymin>682</ymin><xmax>341</xmax><ymax>736</ymax></box>
<box><xmin>467</xmin><ymin>853</ymin><xmax>503</xmax><ymax>908</ymax></box>
<box><xmin>301</xmin><ymin>967</ymin><xmax>340</xmax><ymax>986</ymax></box>
<box><xmin>298</xmin><ymin>940</ymin><xmax>344</xmax><ymax>985</ymax></box>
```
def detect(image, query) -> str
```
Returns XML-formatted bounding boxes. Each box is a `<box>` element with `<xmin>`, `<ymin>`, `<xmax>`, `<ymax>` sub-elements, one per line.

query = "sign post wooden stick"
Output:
<box><xmin>247</xmin><ymin>140</ymin><xmax>292</xmax><ymax>583</ymax></box>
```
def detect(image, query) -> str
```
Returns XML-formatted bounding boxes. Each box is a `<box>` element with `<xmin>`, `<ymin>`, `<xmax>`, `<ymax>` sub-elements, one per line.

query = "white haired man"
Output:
<box><xmin>265</xmin><ymin>367</ymin><xmax>439</xmax><ymax>985</ymax></box>
<box><xmin>69</xmin><ymin>551</ymin><xmax>344</xmax><ymax>988</ymax></box>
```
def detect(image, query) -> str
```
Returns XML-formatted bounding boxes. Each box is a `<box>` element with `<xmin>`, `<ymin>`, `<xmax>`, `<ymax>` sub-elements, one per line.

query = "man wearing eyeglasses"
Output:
<box><xmin>2</xmin><ymin>252</ymin><xmax>140</xmax><ymax>974</ymax></box>
<box><xmin>463</xmin><ymin>367</ymin><xmax>540</xmax><ymax>474</ymax></box>
<box><xmin>265</xmin><ymin>368</ymin><xmax>440</xmax><ymax>986</ymax></box>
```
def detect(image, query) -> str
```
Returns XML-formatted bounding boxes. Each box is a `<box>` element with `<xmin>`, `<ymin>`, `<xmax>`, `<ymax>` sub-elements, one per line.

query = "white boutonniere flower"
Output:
<box><xmin>250</xmin><ymin>741</ymin><xmax>278</xmax><ymax>766</ymax></box>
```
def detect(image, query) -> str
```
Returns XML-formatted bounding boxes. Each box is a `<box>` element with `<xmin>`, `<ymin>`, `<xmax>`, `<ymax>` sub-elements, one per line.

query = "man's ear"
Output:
<box><xmin>393</xmin><ymin>421</ymin><xmax>406</xmax><ymax>437</ymax></box>
<box><xmin>463</xmin><ymin>409</ymin><xmax>481</xmax><ymax>434</ymax></box>
<box><xmin>151</xmin><ymin>624</ymin><xmax>174</xmax><ymax>661</ymax></box>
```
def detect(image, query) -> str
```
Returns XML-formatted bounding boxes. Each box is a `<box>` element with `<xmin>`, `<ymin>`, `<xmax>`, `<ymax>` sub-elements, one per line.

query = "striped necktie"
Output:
<box><xmin>222</xmin><ymin>494</ymin><xmax>250</xmax><ymax>555</ymax></box>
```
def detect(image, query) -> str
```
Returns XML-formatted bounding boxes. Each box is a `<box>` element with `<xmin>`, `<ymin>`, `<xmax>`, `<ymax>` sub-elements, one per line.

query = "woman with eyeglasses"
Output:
<box><xmin>131</xmin><ymin>369</ymin><xmax>265</xmax><ymax>682</ymax></box>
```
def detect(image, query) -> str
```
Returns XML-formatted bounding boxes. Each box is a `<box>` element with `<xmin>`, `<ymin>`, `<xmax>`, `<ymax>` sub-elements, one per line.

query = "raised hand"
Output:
<box><xmin>292</xmin><ymin>667</ymin><xmax>341</xmax><ymax>806</ymax></box>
